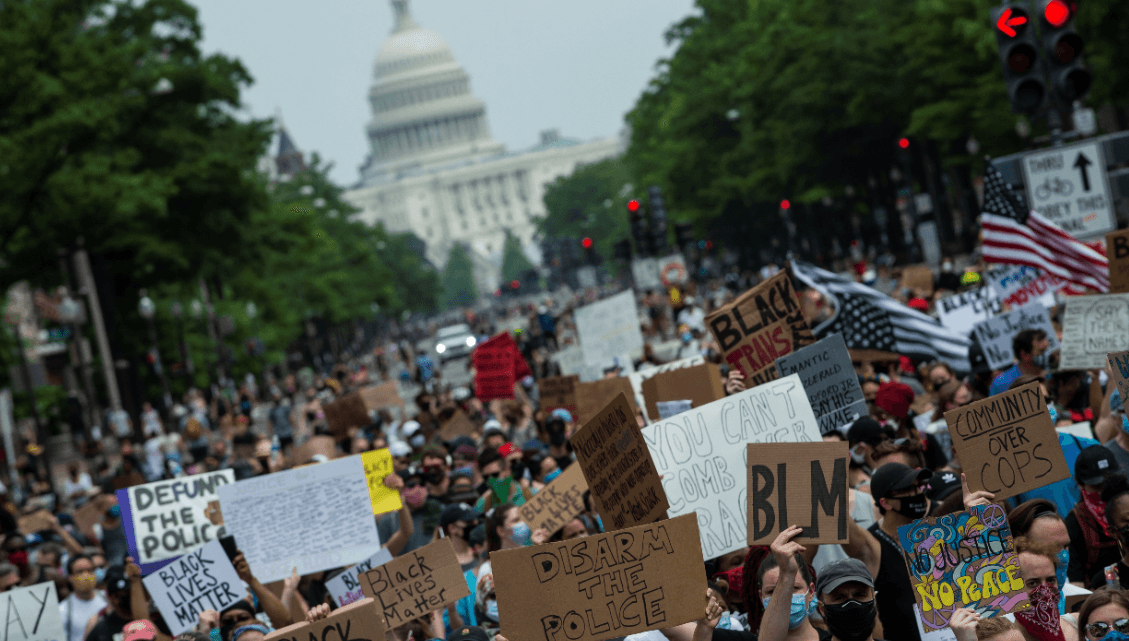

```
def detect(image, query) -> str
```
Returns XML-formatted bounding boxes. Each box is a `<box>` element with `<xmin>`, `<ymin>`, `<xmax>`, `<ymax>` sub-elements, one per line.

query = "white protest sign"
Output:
<box><xmin>1057</xmin><ymin>422</ymin><xmax>1094</xmax><ymax>441</ymax></box>
<box><xmin>142</xmin><ymin>539</ymin><xmax>248</xmax><ymax>636</ymax></box>
<box><xmin>550</xmin><ymin>346</ymin><xmax>585</xmax><ymax>377</ymax></box>
<box><xmin>775</xmin><ymin>333</ymin><xmax>868</xmax><ymax>435</ymax></box>
<box><xmin>325</xmin><ymin>547</ymin><xmax>394</xmax><ymax>607</ymax></box>
<box><xmin>985</xmin><ymin>265</ymin><xmax>1061</xmax><ymax>310</ymax></box>
<box><xmin>0</xmin><ymin>582</ymin><xmax>64</xmax><ymax>641</ymax></box>
<box><xmin>632</xmin><ymin>258</ymin><xmax>661</xmax><ymax>291</ymax></box>
<box><xmin>971</xmin><ymin>304</ymin><xmax>1060</xmax><ymax>370</ymax></box>
<box><xmin>120</xmin><ymin>470</ymin><xmax>235</xmax><ymax>568</ymax></box>
<box><xmin>217</xmin><ymin>456</ymin><xmax>380</xmax><ymax>582</ymax></box>
<box><xmin>935</xmin><ymin>287</ymin><xmax>1002</xmax><ymax>337</ymax></box>
<box><xmin>629</xmin><ymin>355</ymin><xmax>706</xmax><ymax>422</ymax></box>
<box><xmin>641</xmin><ymin>373</ymin><xmax>821</xmax><ymax>560</ymax></box>
<box><xmin>574</xmin><ymin>290</ymin><xmax>645</xmax><ymax>367</ymax></box>
<box><xmin>656</xmin><ymin>400</ymin><xmax>693</xmax><ymax>420</ymax></box>
<box><xmin>1060</xmin><ymin>294</ymin><xmax>1129</xmax><ymax>370</ymax></box>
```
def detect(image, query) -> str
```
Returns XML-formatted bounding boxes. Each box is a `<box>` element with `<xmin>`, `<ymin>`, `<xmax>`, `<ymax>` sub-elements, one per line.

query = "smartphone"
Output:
<box><xmin>219</xmin><ymin>535</ymin><xmax>239</xmax><ymax>562</ymax></box>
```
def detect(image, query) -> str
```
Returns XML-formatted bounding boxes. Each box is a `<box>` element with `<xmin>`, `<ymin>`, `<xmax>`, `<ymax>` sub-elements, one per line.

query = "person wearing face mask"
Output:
<box><xmin>873</xmin><ymin>382</ymin><xmax>949</xmax><ymax>472</ymax></box>
<box><xmin>990</xmin><ymin>329</ymin><xmax>1051</xmax><ymax>396</ymax></box>
<box><xmin>1009</xmin><ymin>537</ymin><xmax>1078</xmax><ymax>641</ymax></box>
<box><xmin>1064</xmin><ymin>447</ymin><xmax>1121</xmax><ymax>589</ymax></box>
<box><xmin>59</xmin><ymin>554</ymin><xmax>107</xmax><ymax>641</ymax></box>
<box><xmin>377</xmin><ymin>467</ymin><xmax>443</xmax><ymax>554</ymax></box>
<box><xmin>846</xmin><ymin>418</ymin><xmax>895</xmax><ymax>481</ymax></box>
<box><xmin>1010</xmin><ymin>500</ymin><xmax>1079</xmax><ymax>612</ymax></box>
<box><xmin>474</xmin><ymin>449</ymin><xmax>531</xmax><ymax>511</ymax></box>
<box><xmin>476</xmin><ymin>504</ymin><xmax>531</xmax><ymax>582</ymax></box>
<box><xmin>755</xmin><ymin>527</ymin><xmax>820</xmax><ymax>641</ymax></box>
<box><xmin>1086</xmin><ymin>474</ymin><xmax>1129</xmax><ymax>590</ymax></box>
<box><xmin>84</xmin><ymin>564</ymin><xmax>138</xmax><ymax>641</ymax></box>
<box><xmin>419</xmin><ymin>445</ymin><xmax>453</xmax><ymax>504</ymax></box>
<box><xmin>1077</xmin><ymin>589</ymin><xmax>1129</xmax><ymax>641</ymax></box>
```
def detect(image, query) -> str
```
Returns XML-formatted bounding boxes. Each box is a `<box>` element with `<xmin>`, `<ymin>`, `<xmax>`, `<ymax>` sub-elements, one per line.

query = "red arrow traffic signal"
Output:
<box><xmin>996</xmin><ymin>6</ymin><xmax>1029</xmax><ymax>37</ymax></box>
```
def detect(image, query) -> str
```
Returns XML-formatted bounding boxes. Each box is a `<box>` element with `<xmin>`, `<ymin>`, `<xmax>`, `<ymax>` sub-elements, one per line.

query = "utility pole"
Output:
<box><xmin>72</xmin><ymin>240</ymin><xmax>123</xmax><ymax>422</ymax></box>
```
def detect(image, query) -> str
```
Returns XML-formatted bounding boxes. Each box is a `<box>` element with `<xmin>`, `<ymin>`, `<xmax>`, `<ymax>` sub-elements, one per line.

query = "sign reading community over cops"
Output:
<box><xmin>118</xmin><ymin>470</ymin><xmax>235</xmax><ymax>572</ymax></box>
<box><xmin>143</xmin><ymin>539</ymin><xmax>249</xmax><ymax>636</ymax></box>
<box><xmin>775</xmin><ymin>333</ymin><xmax>868</xmax><ymax>434</ymax></box>
<box><xmin>0</xmin><ymin>582</ymin><xmax>65</xmax><ymax>641</ymax></box>
<box><xmin>490</xmin><ymin>513</ymin><xmax>706</xmax><ymax>641</ymax></box>
<box><xmin>971</xmin><ymin>304</ymin><xmax>1059</xmax><ymax>371</ymax></box>
<box><xmin>641</xmin><ymin>374</ymin><xmax>821</xmax><ymax>560</ymax></box>
<box><xmin>944</xmin><ymin>381</ymin><xmax>1069</xmax><ymax>501</ymax></box>
<box><xmin>1021</xmin><ymin>139</ymin><xmax>1114</xmax><ymax>239</ymax></box>
<box><xmin>747</xmin><ymin>442</ymin><xmax>849</xmax><ymax>545</ymax></box>
<box><xmin>1060</xmin><ymin>294</ymin><xmax>1129</xmax><ymax>369</ymax></box>
<box><xmin>575</xmin><ymin>290</ymin><xmax>645</xmax><ymax>367</ymax></box>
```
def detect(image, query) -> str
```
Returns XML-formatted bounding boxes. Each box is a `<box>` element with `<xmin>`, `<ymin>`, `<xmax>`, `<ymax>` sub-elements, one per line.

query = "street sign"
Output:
<box><xmin>1020</xmin><ymin>140</ymin><xmax>1113</xmax><ymax>239</ymax></box>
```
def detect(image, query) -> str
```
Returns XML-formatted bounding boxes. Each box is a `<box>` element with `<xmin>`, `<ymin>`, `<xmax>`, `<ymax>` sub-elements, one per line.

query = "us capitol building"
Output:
<box><xmin>342</xmin><ymin>0</ymin><xmax>623</xmax><ymax>294</ymax></box>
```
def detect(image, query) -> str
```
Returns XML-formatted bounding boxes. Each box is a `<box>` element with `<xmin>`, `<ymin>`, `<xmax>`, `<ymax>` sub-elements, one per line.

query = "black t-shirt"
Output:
<box><xmin>868</xmin><ymin>523</ymin><xmax>923</xmax><ymax>641</ymax></box>
<box><xmin>86</xmin><ymin>610</ymin><xmax>131</xmax><ymax>641</ymax></box>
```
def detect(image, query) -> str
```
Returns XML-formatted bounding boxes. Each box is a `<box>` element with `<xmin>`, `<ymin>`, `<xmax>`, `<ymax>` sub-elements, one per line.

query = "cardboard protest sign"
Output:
<box><xmin>575</xmin><ymin>377</ymin><xmax>639</xmax><ymax>425</ymax></box>
<box><xmin>73</xmin><ymin>494</ymin><xmax>106</xmax><ymax>538</ymax></box>
<box><xmin>571</xmin><ymin>393</ymin><xmax>667</xmax><ymax>531</ymax></box>
<box><xmin>1108</xmin><ymin>229</ymin><xmax>1129</xmax><ymax>294</ymax></box>
<box><xmin>944</xmin><ymin>381</ymin><xmax>1069</xmax><ymax>501</ymax></box>
<box><xmin>775</xmin><ymin>333</ymin><xmax>868</xmax><ymax>435</ymax></box>
<box><xmin>747</xmin><ymin>442</ymin><xmax>849</xmax><ymax>545</ymax></box>
<box><xmin>0</xmin><ymin>582</ymin><xmax>64</xmax><ymax>641</ymax></box>
<box><xmin>574</xmin><ymin>290</ymin><xmax>645</xmax><ymax>367</ymax></box>
<box><xmin>17</xmin><ymin>510</ymin><xmax>54</xmax><ymax>536</ymax></box>
<box><xmin>520</xmin><ymin>463</ymin><xmax>588</xmax><ymax>535</ymax></box>
<box><xmin>361</xmin><ymin>449</ymin><xmax>402</xmax><ymax>514</ymax></box>
<box><xmin>438</xmin><ymin>410</ymin><xmax>476</xmax><ymax>442</ymax></box>
<box><xmin>293</xmin><ymin>435</ymin><xmax>337</xmax><ymax>464</ymax></box>
<box><xmin>898</xmin><ymin>504</ymin><xmax>1030</xmax><ymax>632</ymax></box>
<box><xmin>656</xmin><ymin>400</ymin><xmax>692</xmax><ymax>420</ymax></box>
<box><xmin>142</xmin><ymin>539</ymin><xmax>249</xmax><ymax>636</ymax></box>
<box><xmin>705</xmin><ymin>271</ymin><xmax>815</xmax><ymax>387</ymax></box>
<box><xmin>1109</xmin><ymin>351</ymin><xmax>1129</xmax><ymax>405</ymax></box>
<box><xmin>358</xmin><ymin>538</ymin><xmax>470</xmax><ymax>628</ymax></box>
<box><xmin>901</xmin><ymin>265</ymin><xmax>935</xmax><ymax>296</ymax></box>
<box><xmin>539</xmin><ymin>375</ymin><xmax>580</xmax><ymax>418</ymax></box>
<box><xmin>325</xmin><ymin>547</ymin><xmax>393</xmax><ymax>607</ymax></box>
<box><xmin>985</xmin><ymin>265</ymin><xmax>1062</xmax><ymax>309</ymax></box>
<box><xmin>358</xmin><ymin>381</ymin><xmax>403</xmax><ymax>408</ymax></box>
<box><xmin>1061</xmin><ymin>294</ymin><xmax>1129</xmax><ymax>369</ymax></box>
<box><xmin>473</xmin><ymin>333</ymin><xmax>519</xmax><ymax>400</ymax></box>
<box><xmin>971</xmin><ymin>304</ymin><xmax>1060</xmax><ymax>370</ymax></box>
<box><xmin>629</xmin><ymin>356</ymin><xmax>706</xmax><ymax>422</ymax></box>
<box><xmin>936</xmin><ymin>287</ymin><xmax>1002</xmax><ymax>337</ymax></box>
<box><xmin>217</xmin><ymin>456</ymin><xmax>380</xmax><ymax>582</ymax></box>
<box><xmin>491</xmin><ymin>513</ymin><xmax>706</xmax><ymax>641</ymax></box>
<box><xmin>117</xmin><ymin>470</ymin><xmax>235</xmax><ymax>573</ymax></box>
<box><xmin>642</xmin><ymin>373</ymin><xmax>821</xmax><ymax>559</ymax></box>
<box><xmin>640</xmin><ymin>363</ymin><xmax>724</xmax><ymax>424</ymax></box>
<box><xmin>264</xmin><ymin>598</ymin><xmax>386</xmax><ymax>641</ymax></box>
<box><xmin>323</xmin><ymin>392</ymin><xmax>370</xmax><ymax>436</ymax></box>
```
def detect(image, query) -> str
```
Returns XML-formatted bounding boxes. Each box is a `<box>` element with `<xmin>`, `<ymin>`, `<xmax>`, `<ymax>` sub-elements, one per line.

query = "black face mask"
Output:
<box><xmin>891</xmin><ymin>493</ymin><xmax>928</xmax><ymax>520</ymax></box>
<box><xmin>821</xmin><ymin>599</ymin><xmax>877</xmax><ymax>641</ymax></box>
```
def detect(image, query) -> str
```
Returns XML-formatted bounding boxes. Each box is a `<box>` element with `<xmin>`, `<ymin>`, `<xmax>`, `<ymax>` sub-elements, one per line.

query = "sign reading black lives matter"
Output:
<box><xmin>143</xmin><ymin>539</ymin><xmax>249</xmax><ymax>636</ymax></box>
<box><xmin>775</xmin><ymin>333</ymin><xmax>868</xmax><ymax>434</ymax></box>
<box><xmin>490</xmin><ymin>513</ymin><xmax>706</xmax><ymax>641</ymax></box>
<box><xmin>944</xmin><ymin>381</ymin><xmax>1069</xmax><ymax>501</ymax></box>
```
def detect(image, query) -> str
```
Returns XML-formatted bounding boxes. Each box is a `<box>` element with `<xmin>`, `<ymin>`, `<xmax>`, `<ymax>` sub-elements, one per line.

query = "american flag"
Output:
<box><xmin>980</xmin><ymin>161</ymin><xmax>1108</xmax><ymax>294</ymax></box>
<box><xmin>791</xmin><ymin>261</ymin><xmax>971</xmax><ymax>371</ymax></box>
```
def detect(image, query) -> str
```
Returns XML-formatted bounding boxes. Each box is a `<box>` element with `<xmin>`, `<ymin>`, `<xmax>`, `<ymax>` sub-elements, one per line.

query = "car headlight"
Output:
<box><xmin>466</xmin><ymin>336</ymin><xmax>476</xmax><ymax>347</ymax></box>
<box><xmin>436</xmin><ymin>344</ymin><xmax>446</xmax><ymax>354</ymax></box>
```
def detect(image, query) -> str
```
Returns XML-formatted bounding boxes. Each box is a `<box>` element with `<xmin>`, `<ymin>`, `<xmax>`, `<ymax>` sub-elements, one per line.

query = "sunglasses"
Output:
<box><xmin>483</xmin><ymin>471</ymin><xmax>502</xmax><ymax>480</ymax></box>
<box><xmin>1086</xmin><ymin>619</ymin><xmax>1129</xmax><ymax>638</ymax></box>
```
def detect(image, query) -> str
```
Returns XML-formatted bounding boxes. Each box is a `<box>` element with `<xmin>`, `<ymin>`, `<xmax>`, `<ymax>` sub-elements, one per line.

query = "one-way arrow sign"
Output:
<box><xmin>1074</xmin><ymin>152</ymin><xmax>1093</xmax><ymax>192</ymax></box>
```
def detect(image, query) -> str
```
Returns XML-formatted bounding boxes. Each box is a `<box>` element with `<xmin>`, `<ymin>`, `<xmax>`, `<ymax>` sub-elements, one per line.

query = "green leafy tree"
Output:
<box><xmin>538</xmin><ymin>158</ymin><xmax>632</xmax><ymax>261</ymax></box>
<box><xmin>441</xmin><ymin>244</ymin><xmax>477</xmax><ymax>309</ymax></box>
<box><xmin>501</xmin><ymin>230</ymin><xmax>535</xmax><ymax>283</ymax></box>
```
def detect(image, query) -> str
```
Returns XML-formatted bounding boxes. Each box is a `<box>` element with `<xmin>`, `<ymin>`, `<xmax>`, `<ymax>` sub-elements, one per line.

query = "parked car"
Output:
<box><xmin>434</xmin><ymin>323</ymin><xmax>476</xmax><ymax>363</ymax></box>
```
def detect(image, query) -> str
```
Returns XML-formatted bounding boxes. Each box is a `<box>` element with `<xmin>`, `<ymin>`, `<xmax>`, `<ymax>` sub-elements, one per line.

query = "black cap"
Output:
<box><xmin>847</xmin><ymin>417</ymin><xmax>890</xmax><ymax>447</ymax></box>
<box><xmin>440</xmin><ymin>502</ymin><xmax>481</xmax><ymax>529</ymax></box>
<box><xmin>1076</xmin><ymin>445</ymin><xmax>1120</xmax><ymax>486</ymax></box>
<box><xmin>870</xmin><ymin>462</ymin><xmax>932</xmax><ymax>500</ymax></box>
<box><xmin>447</xmin><ymin>627</ymin><xmax>490</xmax><ymax>641</ymax></box>
<box><xmin>814</xmin><ymin>558</ymin><xmax>873</xmax><ymax>596</ymax></box>
<box><xmin>468</xmin><ymin>523</ymin><xmax>486</xmax><ymax>546</ymax></box>
<box><xmin>926</xmin><ymin>470</ymin><xmax>961</xmax><ymax>502</ymax></box>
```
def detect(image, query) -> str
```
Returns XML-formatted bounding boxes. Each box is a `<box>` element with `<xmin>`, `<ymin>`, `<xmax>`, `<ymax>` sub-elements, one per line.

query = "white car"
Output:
<box><xmin>434</xmin><ymin>324</ymin><xmax>476</xmax><ymax>363</ymax></box>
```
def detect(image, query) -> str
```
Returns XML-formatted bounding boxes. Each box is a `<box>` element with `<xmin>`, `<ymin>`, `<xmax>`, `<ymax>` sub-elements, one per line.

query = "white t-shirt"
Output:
<box><xmin>59</xmin><ymin>592</ymin><xmax>107</xmax><ymax>641</ymax></box>
<box><xmin>63</xmin><ymin>473</ymin><xmax>93</xmax><ymax>500</ymax></box>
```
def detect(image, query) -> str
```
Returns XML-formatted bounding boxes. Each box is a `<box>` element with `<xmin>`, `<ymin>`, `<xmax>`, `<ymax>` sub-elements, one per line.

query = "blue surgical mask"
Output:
<box><xmin>1101</xmin><ymin>633</ymin><xmax>1129</xmax><ymax>641</ymax></box>
<box><xmin>1056</xmin><ymin>548</ymin><xmax>1069</xmax><ymax>614</ymax></box>
<box><xmin>93</xmin><ymin>567</ymin><xmax>106</xmax><ymax>583</ymax></box>
<box><xmin>763</xmin><ymin>593</ymin><xmax>815</xmax><ymax>630</ymax></box>
<box><xmin>485</xmin><ymin>599</ymin><xmax>499</xmax><ymax>622</ymax></box>
<box><xmin>544</xmin><ymin>469</ymin><xmax>562</xmax><ymax>483</ymax></box>
<box><xmin>716</xmin><ymin>612</ymin><xmax>733</xmax><ymax>630</ymax></box>
<box><xmin>510</xmin><ymin>521</ymin><xmax>532</xmax><ymax>546</ymax></box>
<box><xmin>1048</xmin><ymin>404</ymin><xmax>1059</xmax><ymax>425</ymax></box>
<box><xmin>1121</xmin><ymin>415</ymin><xmax>1129</xmax><ymax>435</ymax></box>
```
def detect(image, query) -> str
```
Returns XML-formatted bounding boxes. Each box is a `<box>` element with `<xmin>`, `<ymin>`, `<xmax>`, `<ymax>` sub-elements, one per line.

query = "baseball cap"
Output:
<box><xmin>551</xmin><ymin>408</ymin><xmax>574</xmax><ymax>423</ymax></box>
<box><xmin>1076</xmin><ymin>445</ymin><xmax>1120</xmax><ymax>486</ymax></box>
<box><xmin>447</xmin><ymin>628</ymin><xmax>490</xmax><ymax>641</ymax></box>
<box><xmin>870</xmin><ymin>462</ymin><xmax>932</xmax><ymax>500</ymax></box>
<box><xmin>389</xmin><ymin>442</ymin><xmax>412</xmax><ymax>458</ymax></box>
<box><xmin>309</xmin><ymin>454</ymin><xmax>329</xmax><ymax>464</ymax></box>
<box><xmin>815</xmin><ymin>559</ymin><xmax>874</xmax><ymax>596</ymax></box>
<box><xmin>926</xmin><ymin>470</ymin><xmax>962</xmax><ymax>502</ymax></box>
<box><xmin>123</xmin><ymin>620</ymin><xmax>157</xmax><ymax>641</ymax></box>
<box><xmin>483</xmin><ymin>419</ymin><xmax>503</xmax><ymax>433</ymax></box>
<box><xmin>441</xmin><ymin>502</ymin><xmax>481</xmax><ymax>529</ymax></box>
<box><xmin>875</xmin><ymin>382</ymin><xmax>915</xmax><ymax>419</ymax></box>
<box><xmin>105</xmin><ymin>566</ymin><xmax>131</xmax><ymax>596</ymax></box>
<box><xmin>847</xmin><ymin>418</ymin><xmax>890</xmax><ymax>447</ymax></box>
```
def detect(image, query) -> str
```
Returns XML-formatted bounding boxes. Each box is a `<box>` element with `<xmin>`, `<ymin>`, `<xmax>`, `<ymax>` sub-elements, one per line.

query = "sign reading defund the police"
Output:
<box><xmin>775</xmin><ymin>333</ymin><xmax>868</xmax><ymax>435</ymax></box>
<box><xmin>1021</xmin><ymin>139</ymin><xmax>1114</xmax><ymax>240</ymax></box>
<box><xmin>143</xmin><ymin>539</ymin><xmax>249</xmax><ymax>636</ymax></box>
<box><xmin>118</xmin><ymin>470</ymin><xmax>235</xmax><ymax>571</ymax></box>
<box><xmin>0</xmin><ymin>582</ymin><xmax>65</xmax><ymax>641</ymax></box>
<box><xmin>641</xmin><ymin>374</ymin><xmax>821</xmax><ymax>560</ymax></box>
<box><xmin>491</xmin><ymin>513</ymin><xmax>706</xmax><ymax>641</ymax></box>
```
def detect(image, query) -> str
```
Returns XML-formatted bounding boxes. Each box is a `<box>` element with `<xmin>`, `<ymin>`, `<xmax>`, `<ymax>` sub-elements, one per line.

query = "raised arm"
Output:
<box><xmin>233</xmin><ymin>552</ymin><xmax>292</xmax><ymax>629</ymax></box>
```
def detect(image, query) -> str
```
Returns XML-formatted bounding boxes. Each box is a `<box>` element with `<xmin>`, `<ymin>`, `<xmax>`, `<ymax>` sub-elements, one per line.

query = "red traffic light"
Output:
<box><xmin>1043</xmin><ymin>0</ymin><xmax>1069</xmax><ymax>27</ymax></box>
<box><xmin>780</xmin><ymin>200</ymin><xmax>791</xmax><ymax>210</ymax></box>
<box><xmin>627</xmin><ymin>200</ymin><xmax>640</xmax><ymax>212</ymax></box>
<box><xmin>510</xmin><ymin>280</ymin><xmax>520</xmax><ymax>289</ymax></box>
<box><xmin>996</xmin><ymin>6</ymin><xmax>1029</xmax><ymax>37</ymax></box>
<box><xmin>898</xmin><ymin>138</ymin><xmax>910</xmax><ymax>149</ymax></box>
<box><xmin>582</xmin><ymin>237</ymin><xmax>593</xmax><ymax>249</ymax></box>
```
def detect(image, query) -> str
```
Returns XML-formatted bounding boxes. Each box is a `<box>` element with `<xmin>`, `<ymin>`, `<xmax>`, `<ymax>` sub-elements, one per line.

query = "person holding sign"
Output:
<box><xmin>989</xmin><ymin>329</ymin><xmax>1051</xmax><ymax>397</ymax></box>
<box><xmin>757</xmin><ymin>527</ymin><xmax>821</xmax><ymax>641</ymax></box>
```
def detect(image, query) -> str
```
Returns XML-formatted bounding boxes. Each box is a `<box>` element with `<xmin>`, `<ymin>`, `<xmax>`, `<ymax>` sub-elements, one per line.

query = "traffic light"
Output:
<box><xmin>628</xmin><ymin>199</ymin><xmax>650</xmax><ymax>258</ymax></box>
<box><xmin>674</xmin><ymin>222</ymin><xmax>694</xmax><ymax>248</ymax></box>
<box><xmin>780</xmin><ymin>199</ymin><xmax>791</xmax><ymax>210</ymax></box>
<box><xmin>897</xmin><ymin>138</ymin><xmax>910</xmax><ymax>149</ymax></box>
<box><xmin>582</xmin><ymin>237</ymin><xmax>598</xmax><ymax>265</ymax></box>
<box><xmin>581</xmin><ymin>237</ymin><xmax>593</xmax><ymax>249</ymax></box>
<box><xmin>1039</xmin><ymin>0</ymin><xmax>1090</xmax><ymax>103</ymax></box>
<box><xmin>991</xmin><ymin>4</ymin><xmax>1046</xmax><ymax>114</ymax></box>
<box><xmin>648</xmin><ymin>185</ymin><xmax>669</xmax><ymax>255</ymax></box>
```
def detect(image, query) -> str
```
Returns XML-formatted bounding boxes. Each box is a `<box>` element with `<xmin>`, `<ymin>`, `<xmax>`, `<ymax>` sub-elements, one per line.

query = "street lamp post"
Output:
<box><xmin>138</xmin><ymin>290</ymin><xmax>172</xmax><ymax>409</ymax></box>
<box><xmin>170</xmin><ymin>301</ymin><xmax>195</xmax><ymax>380</ymax></box>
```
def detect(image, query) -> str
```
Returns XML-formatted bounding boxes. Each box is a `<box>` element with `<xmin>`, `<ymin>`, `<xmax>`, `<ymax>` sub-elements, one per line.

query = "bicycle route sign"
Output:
<box><xmin>1021</xmin><ymin>139</ymin><xmax>1114</xmax><ymax>240</ymax></box>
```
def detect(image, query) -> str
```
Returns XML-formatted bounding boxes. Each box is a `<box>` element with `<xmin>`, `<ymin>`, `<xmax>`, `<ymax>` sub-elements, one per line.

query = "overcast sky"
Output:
<box><xmin>189</xmin><ymin>0</ymin><xmax>699</xmax><ymax>186</ymax></box>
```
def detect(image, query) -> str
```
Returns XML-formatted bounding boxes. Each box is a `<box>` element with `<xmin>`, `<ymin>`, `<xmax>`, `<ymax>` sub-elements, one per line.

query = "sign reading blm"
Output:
<box><xmin>747</xmin><ymin>442</ymin><xmax>849</xmax><ymax>545</ymax></box>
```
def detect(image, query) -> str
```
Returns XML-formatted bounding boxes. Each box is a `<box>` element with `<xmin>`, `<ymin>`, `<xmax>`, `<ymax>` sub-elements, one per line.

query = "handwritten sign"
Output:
<box><xmin>901</xmin><ymin>265</ymin><xmax>935</xmax><ymax>296</ymax></box>
<box><xmin>0</xmin><ymin>582</ymin><xmax>64</xmax><ymax>641</ymax></box>
<box><xmin>571</xmin><ymin>393</ymin><xmax>667</xmax><ymax>531</ymax></box>
<box><xmin>539</xmin><ymin>375</ymin><xmax>580</xmax><ymax>418</ymax></box>
<box><xmin>361</xmin><ymin>449</ymin><xmax>402</xmax><ymax>515</ymax></box>
<box><xmin>575</xmin><ymin>377</ymin><xmax>639</xmax><ymax>425</ymax></box>
<box><xmin>473</xmin><ymin>333</ymin><xmax>518</xmax><ymax>401</ymax></box>
<box><xmin>520</xmin><ymin>463</ymin><xmax>589</xmax><ymax>535</ymax></box>
<box><xmin>117</xmin><ymin>470</ymin><xmax>235</xmax><ymax>573</ymax></box>
<box><xmin>628</xmin><ymin>356</ymin><xmax>705</xmax><ymax>422</ymax></box>
<box><xmin>143</xmin><ymin>539</ymin><xmax>248</xmax><ymax>636</ymax></box>
<box><xmin>575</xmin><ymin>291</ymin><xmax>645</xmax><ymax>367</ymax></box>
<box><xmin>358</xmin><ymin>538</ymin><xmax>470</xmax><ymax>628</ymax></box>
<box><xmin>1061</xmin><ymin>294</ymin><xmax>1129</xmax><ymax>369</ymax></box>
<box><xmin>705</xmin><ymin>271</ymin><xmax>815</xmax><ymax>386</ymax></box>
<box><xmin>936</xmin><ymin>288</ymin><xmax>1002</xmax><ymax>337</ymax></box>
<box><xmin>985</xmin><ymin>265</ymin><xmax>1062</xmax><ymax>309</ymax></box>
<box><xmin>898</xmin><ymin>505</ymin><xmax>1030</xmax><ymax>632</ymax></box>
<box><xmin>640</xmin><ymin>363</ymin><xmax>724</xmax><ymax>425</ymax></box>
<box><xmin>1107</xmin><ymin>230</ymin><xmax>1129</xmax><ymax>294</ymax></box>
<box><xmin>944</xmin><ymin>381</ymin><xmax>1069</xmax><ymax>501</ymax></box>
<box><xmin>656</xmin><ymin>400</ymin><xmax>693</xmax><ymax>420</ymax></box>
<box><xmin>264</xmin><ymin>598</ymin><xmax>386</xmax><ymax>641</ymax></box>
<box><xmin>293</xmin><ymin>435</ymin><xmax>336</xmax><ymax>464</ymax></box>
<box><xmin>641</xmin><ymin>374</ymin><xmax>821</xmax><ymax>560</ymax></box>
<box><xmin>747</xmin><ymin>442</ymin><xmax>849</xmax><ymax>545</ymax></box>
<box><xmin>217</xmin><ymin>456</ymin><xmax>380</xmax><ymax>582</ymax></box>
<box><xmin>775</xmin><ymin>333</ymin><xmax>868</xmax><ymax>434</ymax></box>
<box><xmin>971</xmin><ymin>304</ymin><xmax>1060</xmax><ymax>371</ymax></box>
<box><xmin>325</xmin><ymin>547</ymin><xmax>394</xmax><ymax>607</ymax></box>
<box><xmin>491</xmin><ymin>513</ymin><xmax>705</xmax><ymax>641</ymax></box>
<box><xmin>1109</xmin><ymin>351</ymin><xmax>1129</xmax><ymax>406</ymax></box>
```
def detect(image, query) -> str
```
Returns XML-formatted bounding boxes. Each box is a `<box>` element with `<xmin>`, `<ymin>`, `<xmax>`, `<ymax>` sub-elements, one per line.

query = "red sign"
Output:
<box><xmin>473</xmin><ymin>333</ymin><xmax>525</xmax><ymax>400</ymax></box>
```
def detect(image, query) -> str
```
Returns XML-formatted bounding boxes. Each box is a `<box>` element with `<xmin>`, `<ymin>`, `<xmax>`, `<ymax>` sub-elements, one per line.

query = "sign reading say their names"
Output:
<box><xmin>490</xmin><ymin>513</ymin><xmax>706</xmax><ymax>641</ymax></box>
<box><xmin>0</xmin><ymin>582</ymin><xmax>65</xmax><ymax>641</ymax></box>
<box><xmin>641</xmin><ymin>374</ymin><xmax>821</xmax><ymax>560</ymax></box>
<box><xmin>944</xmin><ymin>381</ymin><xmax>1069</xmax><ymax>501</ymax></box>
<box><xmin>1060</xmin><ymin>294</ymin><xmax>1129</xmax><ymax>370</ymax></box>
<box><xmin>143</xmin><ymin>539</ymin><xmax>249</xmax><ymax>636</ymax></box>
<box><xmin>971</xmin><ymin>304</ymin><xmax>1060</xmax><ymax>371</ymax></box>
<box><xmin>117</xmin><ymin>470</ymin><xmax>235</xmax><ymax>573</ymax></box>
<box><xmin>1021</xmin><ymin>139</ymin><xmax>1114</xmax><ymax>240</ymax></box>
<box><xmin>747</xmin><ymin>442</ymin><xmax>849</xmax><ymax>545</ymax></box>
<box><xmin>574</xmin><ymin>291</ymin><xmax>645</xmax><ymax>367</ymax></box>
<box><xmin>519</xmin><ymin>463</ymin><xmax>589</xmax><ymax>535</ymax></box>
<box><xmin>775</xmin><ymin>333</ymin><xmax>868</xmax><ymax>435</ymax></box>
<box><xmin>358</xmin><ymin>538</ymin><xmax>470</xmax><ymax>628</ymax></box>
<box><xmin>325</xmin><ymin>547</ymin><xmax>394</xmax><ymax>607</ymax></box>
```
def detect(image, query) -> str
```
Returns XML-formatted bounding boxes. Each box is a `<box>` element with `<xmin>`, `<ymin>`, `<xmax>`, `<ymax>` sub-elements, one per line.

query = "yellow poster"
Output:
<box><xmin>361</xmin><ymin>449</ymin><xmax>402</xmax><ymax>514</ymax></box>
